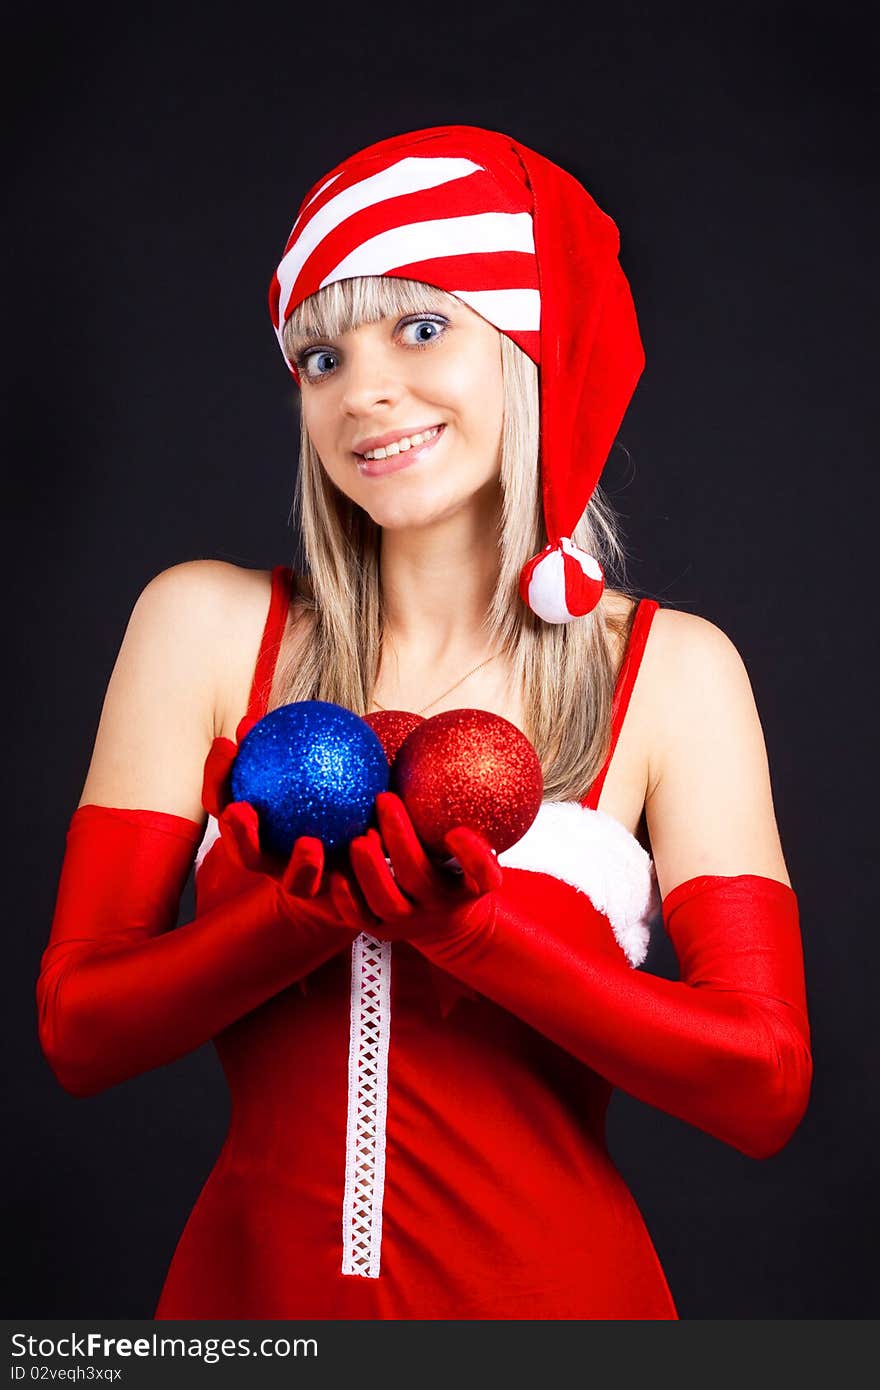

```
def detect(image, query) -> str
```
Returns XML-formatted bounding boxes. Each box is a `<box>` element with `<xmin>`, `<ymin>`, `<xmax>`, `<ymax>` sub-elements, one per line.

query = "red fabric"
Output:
<box><xmin>153</xmin><ymin>852</ymin><xmax>683</xmax><ymax>1319</ymax></box>
<box><xmin>582</xmin><ymin>597</ymin><xmax>659</xmax><ymax>810</ymax></box>
<box><xmin>508</xmin><ymin>130</ymin><xmax>644</xmax><ymax>543</ymax></box>
<box><xmin>349</xmin><ymin>794</ymin><xmax>502</xmax><ymax>932</ymax></box>
<box><xmin>246</xmin><ymin>564</ymin><xmax>293</xmax><ymax>723</ymax></box>
<box><xmin>144</xmin><ymin>585</ymin><xmax>684</xmax><ymax>1316</ymax></box>
<box><xmin>350</xmin><ymin>795</ymin><xmax>813</xmax><ymax>1160</ymax></box>
<box><xmin>36</xmin><ymin>804</ymin><xmax>369</xmax><ymax>1099</ymax></box>
<box><xmin>404</xmin><ymin>871</ymin><xmax>813</xmax><ymax>1162</ymax></box>
<box><xmin>153</xmin><ymin>941</ymin><xmax>680</xmax><ymax>1318</ymax></box>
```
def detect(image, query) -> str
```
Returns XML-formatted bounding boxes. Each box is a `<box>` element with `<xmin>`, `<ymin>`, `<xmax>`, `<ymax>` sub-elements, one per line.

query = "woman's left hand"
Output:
<box><xmin>347</xmin><ymin>792</ymin><xmax>503</xmax><ymax>943</ymax></box>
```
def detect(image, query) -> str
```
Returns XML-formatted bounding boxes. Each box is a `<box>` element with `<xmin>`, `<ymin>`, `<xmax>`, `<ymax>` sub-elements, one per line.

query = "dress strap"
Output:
<box><xmin>581</xmin><ymin>598</ymin><xmax>660</xmax><ymax>810</ymax></box>
<box><xmin>245</xmin><ymin>566</ymin><xmax>294</xmax><ymax>722</ymax></box>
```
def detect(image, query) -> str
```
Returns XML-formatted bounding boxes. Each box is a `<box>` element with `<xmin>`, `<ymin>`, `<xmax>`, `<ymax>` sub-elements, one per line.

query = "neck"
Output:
<box><xmin>379</xmin><ymin>492</ymin><xmax>501</xmax><ymax>662</ymax></box>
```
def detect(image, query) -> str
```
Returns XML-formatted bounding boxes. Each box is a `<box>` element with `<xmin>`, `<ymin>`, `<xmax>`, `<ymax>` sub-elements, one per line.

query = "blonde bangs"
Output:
<box><xmin>282</xmin><ymin>277</ymin><xmax>462</xmax><ymax>360</ymax></box>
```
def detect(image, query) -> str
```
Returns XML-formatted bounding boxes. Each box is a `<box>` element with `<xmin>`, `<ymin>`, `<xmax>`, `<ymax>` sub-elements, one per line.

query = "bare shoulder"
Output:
<box><xmin>78</xmin><ymin>560</ymin><xmax>281</xmax><ymax>819</ymax></box>
<box><xmin>643</xmin><ymin>601</ymin><xmax>748</xmax><ymax>675</ymax></box>
<box><xmin>128</xmin><ymin>559</ymin><xmax>276</xmax><ymax>715</ymax></box>
<box><xmin>639</xmin><ymin>606</ymin><xmax>792</xmax><ymax>895</ymax></box>
<box><xmin>647</xmin><ymin>604</ymin><xmax>741</xmax><ymax>653</ymax></box>
<box><xmin>641</xmin><ymin>607</ymin><xmax>757</xmax><ymax>756</ymax></box>
<box><xmin>136</xmin><ymin>558</ymin><xmax>272</xmax><ymax>627</ymax></box>
<box><xmin>146</xmin><ymin>561</ymin><xmax>312</xmax><ymax>740</ymax></box>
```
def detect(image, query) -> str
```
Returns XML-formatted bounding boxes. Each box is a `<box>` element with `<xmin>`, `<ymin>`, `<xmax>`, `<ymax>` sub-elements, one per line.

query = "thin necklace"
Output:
<box><xmin>371</xmin><ymin>652</ymin><xmax>503</xmax><ymax>716</ymax></box>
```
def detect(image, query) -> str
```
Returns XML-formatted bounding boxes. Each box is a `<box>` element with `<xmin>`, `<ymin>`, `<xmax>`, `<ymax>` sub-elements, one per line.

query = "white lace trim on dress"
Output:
<box><xmin>341</xmin><ymin>932</ymin><xmax>393</xmax><ymax>1278</ymax></box>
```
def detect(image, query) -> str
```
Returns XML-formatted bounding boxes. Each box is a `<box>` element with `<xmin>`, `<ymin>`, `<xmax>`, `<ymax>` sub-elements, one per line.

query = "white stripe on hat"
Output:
<box><xmin>449</xmin><ymin>287</ymin><xmax>541</xmax><ymax>332</ymax></box>
<box><xmin>320</xmin><ymin>212</ymin><xmax>535</xmax><ymax>287</ymax></box>
<box><xmin>278</xmin><ymin>173</ymin><xmax>345</xmax><ymax>284</ymax></box>
<box><xmin>275</xmin><ymin>156</ymin><xmax>484</xmax><ymax>325</ymax></box>
<box><xmin>288</xmin><ymin>171</ymin><xmax>343</xmax><ymax>236</ymax></box>
<box><xmin>302</xmin><ymin>170</ymin><xmax>342</xmax><ymax>212</ymax></box>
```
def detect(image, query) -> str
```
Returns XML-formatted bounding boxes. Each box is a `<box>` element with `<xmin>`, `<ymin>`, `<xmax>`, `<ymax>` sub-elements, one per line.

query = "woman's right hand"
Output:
<box><xmin>198</xmin><ymin>728</ymin><xmax>376</xmax><ymax>934</ymax></box>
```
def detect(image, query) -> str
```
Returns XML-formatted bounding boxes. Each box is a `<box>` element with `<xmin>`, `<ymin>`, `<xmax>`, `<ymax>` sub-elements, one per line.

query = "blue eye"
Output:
<box><xmin>299</xmin><ymin>348</ymin><xmax>338</xmax><ymax>381</ymax></box>
<box><xmin>295</xmin><ymin>314</ymin><xmax>447</xmax><ymax>381</ymax></box>
<box><xmin>400</xmin><ymin>317</ymin><xmax>447</xmax><ymax>346</ymax></box>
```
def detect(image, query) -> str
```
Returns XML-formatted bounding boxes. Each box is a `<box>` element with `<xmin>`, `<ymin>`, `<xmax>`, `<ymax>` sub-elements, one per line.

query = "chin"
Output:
<box><xmin>358</xmin><ymin>487</ymin><xmax>460</xmax><ymax>532</ymax></box>
<box><xmin>368</xmin><ymin>506</ymin><xmax>441</xmax><ymax>532</ymax></box>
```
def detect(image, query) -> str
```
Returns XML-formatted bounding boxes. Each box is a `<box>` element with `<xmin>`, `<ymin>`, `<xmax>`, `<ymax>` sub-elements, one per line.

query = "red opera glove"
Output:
<box><xmin>347</xmin><ymin>792</ymin><xmax>502</xmax><ymax>942</ymax></box>
<box><xmin>37</xmin><ymin>731</ymin><xmax>374</xmax><ymax>1099</ymax></box>
<box><xmin>350</xmin><ymin>794</ymin><xmax>813</xmax><ymax>1160</ymax></box>
<box><xmin>347</xmin><ymin>791</ymin><xmax>502</xmax><ymax>1017</ymax></box>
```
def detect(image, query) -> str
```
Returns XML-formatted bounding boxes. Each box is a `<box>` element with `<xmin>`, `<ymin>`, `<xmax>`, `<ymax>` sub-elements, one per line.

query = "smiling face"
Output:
<box><xmin>286</xmin><ymin>283</ymin><xmax>505</xmax><ymax>533</ymax></box>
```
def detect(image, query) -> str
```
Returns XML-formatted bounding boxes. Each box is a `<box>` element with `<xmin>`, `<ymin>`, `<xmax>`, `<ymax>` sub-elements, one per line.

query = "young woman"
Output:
<box><xmin>37</xmin><ymin>124</ymin><xmax>813</xmax><ymax>1319</ymax></box>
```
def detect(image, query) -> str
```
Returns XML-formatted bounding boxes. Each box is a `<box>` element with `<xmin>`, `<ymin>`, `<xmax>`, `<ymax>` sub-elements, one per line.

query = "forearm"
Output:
<box><xmin>36</xmin><ymin>807</ymin><xmax>358</xmax><ymax>1098</ymax></box>
<box><xmin>412</xmin><ymin>870</ymin><xmax>813</xmax><ymax>1159</ymax></box>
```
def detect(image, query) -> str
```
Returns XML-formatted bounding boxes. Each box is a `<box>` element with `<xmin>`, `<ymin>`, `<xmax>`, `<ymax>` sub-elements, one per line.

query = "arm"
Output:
<box><xmin>37</xmin><ymin>803</ymin><xmax>366</xmax><ymax>1098</ymax></box>
<box><xmin>348</xmin><ymin>612</ymin><xmax>813</xmax><ymax>1159</ymax></box>
<box><xmin>37</xmin><ymin>564</ymin><xmax>370</xmax><ymax>1098</ymax></box>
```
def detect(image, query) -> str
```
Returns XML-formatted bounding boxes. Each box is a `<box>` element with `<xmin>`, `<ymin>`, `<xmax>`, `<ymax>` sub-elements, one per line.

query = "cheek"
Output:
<box><xmin>300</xmin><ymin>403</ymin><xmax>350</xmax><ymax>496</ymax></box>
<box><xmin>300</xmin><ymin>398</ymin><xmax>326</xmax><ymax>447</ymax></box>
<box><xmin>468</xmin><ymin>363</ymin><xmax>504</xmax><ymax>458</ymax></box>
<box><xmin>434</xmin><ymin>348</ymin><xmax>504</xmax><ymax>443</ymax></box>
<box><xmin>302</xmin><ymin>399</ymin><xmax>340</xmax><ymax>462</ymax></box>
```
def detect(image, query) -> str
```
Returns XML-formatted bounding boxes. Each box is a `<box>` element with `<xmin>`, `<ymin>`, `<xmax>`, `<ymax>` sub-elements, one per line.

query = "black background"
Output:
<box><xmin>5</xmin><ymin>0</ymin><xmax>878</xmax><ymax>1319</ymax></box>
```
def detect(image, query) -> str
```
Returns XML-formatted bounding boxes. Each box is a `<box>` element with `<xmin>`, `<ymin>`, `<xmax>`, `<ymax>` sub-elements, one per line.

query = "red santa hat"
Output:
<box><xmin>268</xmin><ymin>124</ymin><xmax>644</xmax><ymax>624</ymax></box>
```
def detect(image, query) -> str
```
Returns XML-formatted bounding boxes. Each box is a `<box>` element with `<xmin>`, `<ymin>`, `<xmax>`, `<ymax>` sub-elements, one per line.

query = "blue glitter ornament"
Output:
<box><xmin>230</xmin><ymin>701</ymin><xmax>389</xmax><ymax>858</ymax></box>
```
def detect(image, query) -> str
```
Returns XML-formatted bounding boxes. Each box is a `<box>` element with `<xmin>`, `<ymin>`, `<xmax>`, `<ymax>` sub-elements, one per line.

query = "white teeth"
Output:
<box><xmin>362</xmin><ymin>426</ymin><xmax>441</xmax><ymax>461</ymax></box>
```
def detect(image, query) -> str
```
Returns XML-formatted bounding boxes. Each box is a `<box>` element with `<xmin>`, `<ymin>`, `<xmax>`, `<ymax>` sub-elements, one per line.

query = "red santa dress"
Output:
<box><xmin>154</xmin><ymin>565</ymin><xmax>676</xmax><ymax>1320</ymax></box>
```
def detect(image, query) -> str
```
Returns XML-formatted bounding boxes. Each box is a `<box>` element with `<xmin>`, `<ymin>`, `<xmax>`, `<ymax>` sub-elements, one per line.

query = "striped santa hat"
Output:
<box><xmin>269</xmin><ymin>124</ymin><xmax>644</xmax><ymax>624</ymax></box>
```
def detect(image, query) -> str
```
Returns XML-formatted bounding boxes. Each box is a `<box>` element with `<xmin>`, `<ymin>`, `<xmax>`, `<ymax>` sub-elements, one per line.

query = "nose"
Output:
<box><xmin>339</xmin><ymin>339</ymin><xmax>403</xmax><ymax>416</ymax></box>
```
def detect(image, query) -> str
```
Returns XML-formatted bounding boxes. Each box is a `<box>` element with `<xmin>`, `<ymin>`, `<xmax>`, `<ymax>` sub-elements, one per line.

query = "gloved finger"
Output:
<box><xmin>444</xmin><ymin>826</ymin><xmax>503</xmax><ymax>895</ymax></box>
<box><xmin>235</xmin><ymin>711</ymin><xmax>261</xmax><ymax>744</ymax></box>
<box><xmin>349</xmin><ymin>829</ymin><xmax>415</xmax><ymax>920</ymax></box>
<box><xmin>202</xmin><ymin>737</ymin><xmax>239</xmax><ymax>818</ymax></box>
<box><xmin>329</xmin><ymin>866</ymin><xmax>378</xmax><ymax>931</ymax></box>
<box><xmin>374</xmin><ymin>791</ymin><xmax>438</xmax><ymax>899</ymax></box>
<box><xmin>282</xmin><ymin>836</ymin><xmax>325</xmax><ymax>897</ymax></box>
<box><xmin>218</xmin><ymin>801</ymin><xmax>264</xmax><ymax>872</ymax></box>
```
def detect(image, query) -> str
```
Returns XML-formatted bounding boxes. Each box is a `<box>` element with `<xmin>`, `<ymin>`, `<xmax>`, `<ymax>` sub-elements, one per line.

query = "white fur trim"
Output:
<box><xmin>497</xmin><ymin>802</ymin><xmax>660</xmax><ymax>967</ymax></box>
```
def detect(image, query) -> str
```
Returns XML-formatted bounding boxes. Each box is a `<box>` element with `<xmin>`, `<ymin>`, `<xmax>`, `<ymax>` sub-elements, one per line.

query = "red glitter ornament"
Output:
<box><xmin>391</xmin><ymin>709</ymin><xmax>543</xmax><ymax>858</ymax></box>
<box><xmin>362</xmin><ymin>710</ymin><xmax>425</xmax><ymax>767</ymax></box>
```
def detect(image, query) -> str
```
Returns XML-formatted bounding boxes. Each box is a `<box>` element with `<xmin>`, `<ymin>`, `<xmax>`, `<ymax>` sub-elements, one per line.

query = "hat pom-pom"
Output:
<box><xmin>518</xmin><ymin>538</ymin><xmax>605</xmax><ymax>623</ymax></box>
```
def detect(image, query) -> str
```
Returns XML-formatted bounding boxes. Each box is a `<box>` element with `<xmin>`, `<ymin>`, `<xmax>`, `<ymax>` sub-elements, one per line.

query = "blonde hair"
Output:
<box><xmin>275</xmin><ymin>275</ymin><xmax>640</xmax><ymax>802</ymax></box>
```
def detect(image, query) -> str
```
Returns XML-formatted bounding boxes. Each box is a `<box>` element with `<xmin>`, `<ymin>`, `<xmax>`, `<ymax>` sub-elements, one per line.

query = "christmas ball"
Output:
<box><xmin>391</xmin><ymin>708</ymin><xmax>543</xmax><ymax>857</ymax></box>
<box><xmin>230</xmin><ymin>700</ymin><xmax>389</xmax><ymax>858</ymax></box>
<box><xmin>362</xmin><ymin>710</ymin><xmax>425</xmax><ymax>767</ymax></box>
